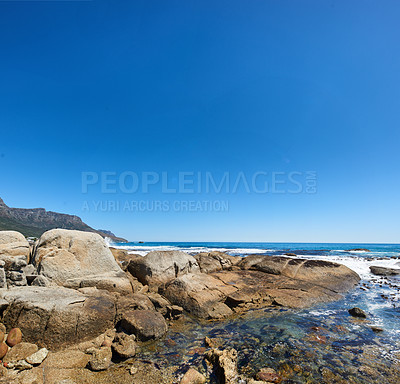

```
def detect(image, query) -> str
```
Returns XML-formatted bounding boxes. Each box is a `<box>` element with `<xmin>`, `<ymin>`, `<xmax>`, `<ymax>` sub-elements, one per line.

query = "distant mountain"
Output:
<box><xmin>0</xmin><ymin>197</ymin><xmax>127</xmax><ymax>242</ymax></box>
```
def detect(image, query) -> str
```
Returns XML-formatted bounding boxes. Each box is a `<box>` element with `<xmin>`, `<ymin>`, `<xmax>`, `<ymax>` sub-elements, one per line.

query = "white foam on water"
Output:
<box><xmin>108</xmin><ymin>244</ymin><xmax>271</xmax><ymax>257</ymax></box>
<box><xmin>296</xmin><ymin>253</ymin><xmax>400</xmax><ymax>281</ymax></box>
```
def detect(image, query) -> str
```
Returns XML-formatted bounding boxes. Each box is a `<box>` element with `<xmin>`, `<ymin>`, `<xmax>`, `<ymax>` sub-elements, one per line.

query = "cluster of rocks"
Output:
<box><xmin>0</xmin><ymin>325</ymin><xmax>49</xmax><ymax>374</ymax></box>
<box><xmin>0</xmin><ymin>232</ymin><xmax>30</xmax><ymax>288</ymax></box>
<box><xmin>0</xmin><ymin>228</ymin><xmax>361</xmax><ymax>383</ymax></box>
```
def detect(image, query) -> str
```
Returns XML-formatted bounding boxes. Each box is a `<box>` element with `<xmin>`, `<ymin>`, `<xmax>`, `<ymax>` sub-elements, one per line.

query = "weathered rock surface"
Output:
<box><xmin>0</xmin><ymin>286</ymin><xmax>116</xmax><ymax>350</ymax></box>
<box><xmin>164</xmin><ymin>256</ymin><xmax>360</xmax><ymax>319</ymax></box>
<box><xmin>370</xmin><ymin>266</ymin><xmax>400</xmax><ymax>276</ymax></box>
<box><xmin>109</xmin><ymin>247</ymin><xmax>141</xmax><ymax>271</ymax></box>
<box><xmin>15</xmin><ymin>358</ymin><xmax>176</xmax><ymax>384</ymax></box>
<box><xmin>255</xmin><ymin>367</ymin><xmax>282</xmax><ymax>383</ymax></box>
<box><xmin>25</xmin><ymin>347</ymin><xmax>49</xmax><ymax>365</ymax></box>
<box><xmin>146</xmin><ymin>293</ymin><xmax>183</xmax><ymax>320</ymax></box>
<box><xmin>0</xmin><ymin>342</ymin><xmax>8</xmax><ymax>359</ymax></box>
<box><xmin>6</xmin><ymin>327</ymin><xmax>22</xmax><ymax>347</ymax></box>
<box><xmin>0</xmin><ymin>231</ymin><xmax>30</xmax><ymax>288</ymax></box>
<box><xmin>87</xmin><ymin>346</ymin><xmax>112</xmax><ymax>371</ymax></box>
<box><xmin>117</xmin><ymin>293</ymin><xmax>155</xmax><ymax>316</ymax></box>
<box><xmin>120</xmin><ymin>310</ymin><xmax>168</xmax><ymax>341</ymax></box>
<box><xmin>0</xmin><ymin>231</ymin><xmax>30</xmax><ymax>260</ymax></box>
<box><xmin>111</xmin><ymin>333</ymin><xmax>136</xmax><ymax>359</ymax></box>
<box><xmin>238</xmin><ymin>256</ymin><xmax>359</xmax><ymax>292</ymax></box>
<box><xmin>42</xmin><ymin>349</ymin><xmax>91</xmax><ymax>369</ymax></box>
<box><xmin>128</xmin><ymin>250</ymin><xmax>200</xmax><ymax>288</ymax></box>
<box><xmin>3</xmin><ymin>342</ymin><xmax>38</xmax><ymax>363</ymax></box>
<box><xmin>164</xmin><ymin>273</ymin><xmax>235</xmax><ymax>319</ymax></box>
<box><xmin>194</xmin><ymin>251</ymin><xmax>241</xmax><ymax>274</ymax></box>
<box><xmin>180</xmin><ymin>367</ymin><xmax>206</xmax><ymax>384</ymax></box>
<box><xmin>32</xmin><ymin>229</ymin><xmax>131</xmax><ymax>294</ymax></box>
<box><xmin>206</xmin><ymin>348</ymin><xmax>238</xmax><ymax>384</ymax></box>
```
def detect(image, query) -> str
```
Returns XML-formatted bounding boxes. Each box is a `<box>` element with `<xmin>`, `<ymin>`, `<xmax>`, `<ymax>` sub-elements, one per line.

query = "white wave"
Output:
<box><xmin>108</xmin><ymin>244</ymin><xmax>270</xmax><ymax>257</ymax></box>
<box><xmin>347</xmin><ymin>250</ymin><xmax>369</xmax><ymax>253</ymax></box>
<box><xmin>104</xmin><ymin>237</ymin><xmax>113</xmax><ymax>247</ymax></box>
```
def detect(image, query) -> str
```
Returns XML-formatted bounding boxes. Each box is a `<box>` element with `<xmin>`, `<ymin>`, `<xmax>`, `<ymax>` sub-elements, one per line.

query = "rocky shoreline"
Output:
<box><xmin>0</xmin><ymin>229</ymin><xmax>362</xmax><ymax>383</ymax></box>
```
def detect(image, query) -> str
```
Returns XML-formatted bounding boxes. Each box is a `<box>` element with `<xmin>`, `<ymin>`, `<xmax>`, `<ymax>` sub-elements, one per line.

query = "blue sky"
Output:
<box><xmin>1</xmin><ymin>0</ymin><xmax>399</xmax><ymax>242</ymax></box>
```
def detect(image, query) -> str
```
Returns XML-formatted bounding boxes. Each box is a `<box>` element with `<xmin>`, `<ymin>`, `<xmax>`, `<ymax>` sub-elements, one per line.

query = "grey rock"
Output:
<box><xmin>22</xmin><ymin>264</ymin><xmax>37</xmax><ymax>276</ymax></box>
<box><xmin>6</xmin><ymin>270</ymin><xmax>25</xmax><ymax>281</ymax></box>
<box><xmin>31</xmin><ymin>275</ymin><xmax>52</xmax><ymax>287</ymax></box>
<box><xmin>128</xmin><ymin>250</ymin><xmax>200</xmax><ymax>288</ymax></box>
<box><xmin>0</xmin><ymin>231</ymin><xmax>30</xmax><ymax>261</ymax></box>
<box><xmin>25</xmin><ymin>347</ymin><xmax>49</xmax><ymax>365</ymax></box>
<box><xmin>0</xmin><ymin>268</ymin><xmax>6</xmax><ymax>289</ymax></box>
<box><xmin>33</xmin><ymin>229</ymin><xmax>131</xmax><ymax>294</ymax></box>
<box><xmin>370</xmin><ymin>266</ymin><xmax>400</xmax><ymax>276</ymax></box>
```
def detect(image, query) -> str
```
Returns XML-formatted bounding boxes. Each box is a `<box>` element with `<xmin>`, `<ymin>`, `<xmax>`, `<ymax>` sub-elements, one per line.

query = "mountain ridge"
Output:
<box><xmin>0</xmin><ymin>197</ymin><xmax>127</xmax><ymax>242</ymax></box>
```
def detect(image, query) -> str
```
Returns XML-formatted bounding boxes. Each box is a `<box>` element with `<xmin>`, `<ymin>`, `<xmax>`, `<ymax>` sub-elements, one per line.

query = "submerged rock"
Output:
<box><xmin>255</xmin><ymin>367</ymin><xmax>282</xmax><ymax>383</ymax></box>
<box><xmin>349</xmin><ymin>307</ymin><xmax>367</xmax><ymax>318</ymax></box>
<box><xmin>180</xmin><ymin>367</ymin><xmax>206</xmax><ymax>384</ymax></box>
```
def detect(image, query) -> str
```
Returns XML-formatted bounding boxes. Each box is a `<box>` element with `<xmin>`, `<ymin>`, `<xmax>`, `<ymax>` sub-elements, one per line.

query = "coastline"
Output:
<box><xmin>0</xmin><ymin>231</ymin><xmax>399</xmax><ymax>383</ymax></box>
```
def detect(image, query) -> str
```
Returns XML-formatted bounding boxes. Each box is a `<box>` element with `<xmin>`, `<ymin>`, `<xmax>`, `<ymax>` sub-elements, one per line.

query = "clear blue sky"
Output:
<box><xmin>1</xmin><ymin>0</ymin><xmax>399</xmax><ymax>243</ymax></box>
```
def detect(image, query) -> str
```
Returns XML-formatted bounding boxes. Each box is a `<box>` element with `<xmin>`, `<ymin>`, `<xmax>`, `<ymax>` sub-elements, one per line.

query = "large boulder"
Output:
<box><xmin>238</xmin><ymin>255</ymin><xmax>360</xmax><ymax>292</ymax></box>
<box><xmin>128</xmin><ymin>250</ymin><xmax>200</xmax><ymax>288</ymax></box>
<box><xmin>0</xmin><ymin>231</ymin><xmax>30</xmax><ymax>260</ymax></box>
<box><xmin>32</xmin><ymin>229</ymin><xmax>131</xmax><ymax>294</ymax></box>
<box><xmin>0</xmin><ymin>286</ymin><xmax>116</xmax><ymax>350</ymax></box>
<box><xmin>164</xmin><ymin>256</ymin><xmax>360</xmax><ymax>319</ymax></box>
<box><xmin>164</xmin><ymin>273</ymin><xmax>235</xmax><ymax>319</ymax></box>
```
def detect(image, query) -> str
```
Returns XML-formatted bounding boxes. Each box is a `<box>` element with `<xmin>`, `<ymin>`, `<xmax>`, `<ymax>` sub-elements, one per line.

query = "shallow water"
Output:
<box><xmin>111</xmin><ymin>242</ymin><xmax>400</xmax><ymax>383</ymax></box>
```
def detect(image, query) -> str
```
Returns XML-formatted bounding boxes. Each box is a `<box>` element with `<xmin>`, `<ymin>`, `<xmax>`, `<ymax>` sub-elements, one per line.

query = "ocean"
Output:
<box><xmin>110</xmin><ymin>241</ymin><xmax>400</xmax><ymax>383</ymax></box>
